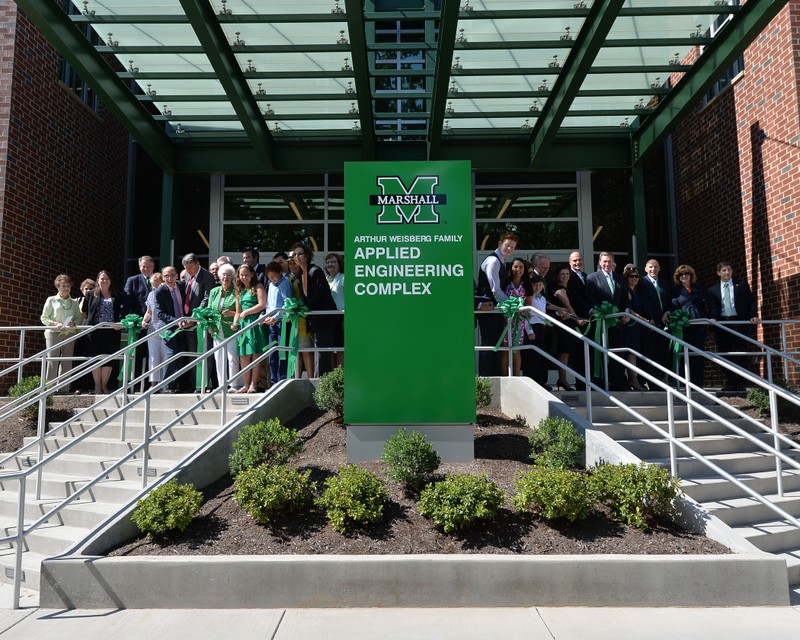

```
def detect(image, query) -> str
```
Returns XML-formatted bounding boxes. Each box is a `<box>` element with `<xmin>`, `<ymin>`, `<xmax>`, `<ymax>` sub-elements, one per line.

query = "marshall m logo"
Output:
<box><xmin>370</xmin><ymin>175</ymin><xmax>446</xmax><ymax>224</ymax></box>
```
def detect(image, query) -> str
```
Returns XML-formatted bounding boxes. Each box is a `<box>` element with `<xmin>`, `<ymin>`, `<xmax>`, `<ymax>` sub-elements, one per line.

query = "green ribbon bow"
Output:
<box><xmin>191</xmin><ymin>308</ymin><xmax>222</xmax><ymax>390</ymax></box>
<box><xmin>589</xmin><ymin>302</ymin><xmax>620</xmax><ymax>378</ymax></box>
<box><xmin>666</xmin><ymin>309</ymin><xmax>692</xmax><ymax>371</ymax></box>
<box><xmin>493</xmin><ymin>297</ymin><xmax>526</xmax><ymax>352</ymax></box>
<box><xmin>279</xmin><ymin>297</ymin><xmax>309</xmax><ymax>377</ymax></box>
<box><xmin>118</xmin><ymin>314</ymin><xmax>144</xmax><ymax>383</ymax></box>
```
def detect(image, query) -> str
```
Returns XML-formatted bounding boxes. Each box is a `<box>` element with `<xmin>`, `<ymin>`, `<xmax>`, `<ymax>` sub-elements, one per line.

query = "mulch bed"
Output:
<box><xmin>106</xmin><ymin>408</ymin><xmax>730</xmax><ymax>557</ymax></box>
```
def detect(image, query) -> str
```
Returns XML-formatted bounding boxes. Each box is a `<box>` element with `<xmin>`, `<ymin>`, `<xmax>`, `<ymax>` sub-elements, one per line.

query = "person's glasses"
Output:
<box><xmin>164</xmin><ymin>273</ymin><xmax>176</xmax><ymax>278</ymax></box>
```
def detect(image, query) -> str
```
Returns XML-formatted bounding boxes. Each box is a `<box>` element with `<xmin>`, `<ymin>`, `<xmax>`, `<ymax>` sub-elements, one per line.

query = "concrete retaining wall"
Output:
<box><xmin>40</xmin><ymin>554</ymin><xmax>790</xmax><ymax>609</ymax></box>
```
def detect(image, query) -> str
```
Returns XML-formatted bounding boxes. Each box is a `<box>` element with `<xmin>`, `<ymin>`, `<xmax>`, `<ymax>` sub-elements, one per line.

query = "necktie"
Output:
<box><xmin>184</xmin><ymin>277</ymin><xmax>192</xmax><ymax>315</ymax></box>
<box><xmin>144</xmin><ymin>274</ymin><xmax>151</xmax><ymax>292</ymax></box>
<box><xmin>652</xmin><ymin>278</ymin><xmax>662</xmax><ymax>311</ymax></box>
<box><xmin>171</xmin><ymin>286</ymin><xmax>182</xmax><ymax>318</ymax></box>
<box><xmin>606</xmin><ymin>273</ymin><xmax>614</xmax><ymax>294</ymax></box>
<box><xmin>723</xmin><ymin>282</ymin><xmax>734</xmax><ymax>316</ymax></box>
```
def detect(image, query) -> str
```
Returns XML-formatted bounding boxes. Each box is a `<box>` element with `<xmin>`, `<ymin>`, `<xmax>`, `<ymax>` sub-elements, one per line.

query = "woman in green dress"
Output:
<box><xmin>232</xmin><ymin>263</ymin><xmax>267</xmax><ymax>393</ymax></box>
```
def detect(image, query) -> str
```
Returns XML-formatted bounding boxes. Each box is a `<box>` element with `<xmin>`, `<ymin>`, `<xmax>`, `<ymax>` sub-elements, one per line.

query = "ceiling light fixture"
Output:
<box><xmin>331</xmin><ymin>0</ymin><xmax>344</xmax><ymax>14</ymax></box>
<box><xmin>82</xmin><ymin>1</ymin><xmax>94</xmax><ymax>16</ymax></box>
<box><xmin>246</xmin><ymin>60</ymin><xmax>256</xmax><ymax>72</ymax></box>
<box><xmin>349</xmin><ymin>102</ymin><xmax>358</xmax><ymax>114</ymax></box>
<box><xmin>456</xmin><ymin>28</ymin><xmax>467</xmax><ymax>43</ymax></box>
<box><xmin>560</xmin><ymin>27</ymin><xmax>573</xmax><ymax>41</ymax></box>
<box><xmin>219</xmin><ymin>0</ymin><xmax>232</xmax><ymax>15</ymax></box>
<box><xmin>669</xmin><ymin>52</ymin><xmax>680</xmax><ymax>65</ymax></box>
<box><xmin>256</xmin><ymin>83</ymin><xmax>266</xmax><ymax>96</ymax></box>
<box><xmin>452</xmin><ymin>56</ymin><xmax>462</xmax><ymax>70</ymax></box>
<box><xmin>162</xmin><ymin>105</ymin><xmax>172</xmax><ymax>117</ymax></box>
<box><xmin>345</xmin><ymin>81</ymin><xmax>355</xmax><ymax>94</ymax></box>
<box><xmin>341</xmin><ymin>57</ymin><xmax>352</xmax><ymax>71</ymax></box>
<box><xmin>264</xmin><ymin>104</ymin><xmax>274</xmax><ymax>115</ymax></box>
<box><xmin>337</xmin><ymin>30</ymin><xmax>349</xmax><ymax>45</ymax></box>
<box><xmin>128</xmin><ymin>60</ymin><xmax>138</xmax><ymax>73</ymax></box>
<box><xmin>234</xmin><ymin>32</ymin><xmax>245</xmax><ymax>46</ymax></box>
<box><xmin>146</xmin><ymin>84</ymin><xmax>156</xmax><ymax>96</ymax></box>
<box><xmin>106</xmin><ymin>33</ymin><xmax>118</xmax><ymax>46</ymax></box>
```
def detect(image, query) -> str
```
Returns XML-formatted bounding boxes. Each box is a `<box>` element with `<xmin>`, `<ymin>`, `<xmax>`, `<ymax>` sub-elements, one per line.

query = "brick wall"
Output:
<box><xmin>671</xmin><ymin>1</ymin><xmax>800</xmax><ymax>381</ymax></box>
<box><xmin>0</xmin><ymin>3</ymin><xmax>130</xmax><ymax>385</ymax></box>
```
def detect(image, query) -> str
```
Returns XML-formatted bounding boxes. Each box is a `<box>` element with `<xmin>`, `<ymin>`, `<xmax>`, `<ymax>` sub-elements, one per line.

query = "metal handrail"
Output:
<box><xmin>0</xmin><ymin>309</ymin><xmax>296</xmax><ymax>607</ymax></box>
<box><xmin>507</xmin><ymin>305</ymin><xmax>800</xmax><ymax>552</ymax></box>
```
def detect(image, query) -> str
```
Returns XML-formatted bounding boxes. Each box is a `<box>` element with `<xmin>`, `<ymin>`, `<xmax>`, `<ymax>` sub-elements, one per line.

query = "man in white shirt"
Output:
<box><xmin>707</xmin><ymin>261</ymin><xmax>759</xmax><ymax>392</ymax></box>
<box><xmin>475</xmin><ymin>233</ymin><xmax>518</xmax><ymax>375</ymax></box>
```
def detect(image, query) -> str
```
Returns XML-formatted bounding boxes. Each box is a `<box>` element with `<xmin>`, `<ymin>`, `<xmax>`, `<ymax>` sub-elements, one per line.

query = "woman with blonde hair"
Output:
<box><xmin>41</xmin><ymin>274</ymin><xmax>82</xmax><ymax>384</ymax></box>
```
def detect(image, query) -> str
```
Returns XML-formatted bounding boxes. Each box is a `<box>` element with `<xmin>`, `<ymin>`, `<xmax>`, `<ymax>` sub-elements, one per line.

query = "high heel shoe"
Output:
<box><xmin>556</xmin><ymin>379</ymin><xmax>575</xmax><ymax>391</ymax></box>
<box><xmin>628</xmin><ymin>378</ymin><xmax>646</xmax><ymax>391</ymax></box>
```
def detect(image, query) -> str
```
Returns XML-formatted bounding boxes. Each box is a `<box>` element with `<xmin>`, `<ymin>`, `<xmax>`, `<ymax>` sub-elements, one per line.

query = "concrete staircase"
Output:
<box><xmin>0</xmin><ymin>392</ymin><xmax>256</xmax><ymax>590</ymax></box>
<box><xmin>558</xmin><ymin>389</ymin><xmax>800</xmax><ymax>591</ymax></box>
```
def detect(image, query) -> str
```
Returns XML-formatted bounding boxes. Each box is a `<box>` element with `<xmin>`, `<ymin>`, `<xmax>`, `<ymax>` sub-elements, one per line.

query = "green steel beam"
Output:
<box><xmin>72</xmin><ymin>5</ymin><xmax>737</xmax><ymax>25</ymax></box>
<box><xmin>344</xmin><ymin>0</ymin><xmax>376</xmax><ymax>160</ymax></box>
<box><xmin>634</xmin><ymin>0</ymin><xmax>790</xmax><ymax>162</ymax></box>
<box><xmin>13</xmin><ymin>0</ymin><xmax>173</xmax><ymax>170</ymax></box>
<box><xmin>529</xmin><ymin>0</ymin><xmax>626</xmax><ymax>169</ymax></box>
<box><xmin>427</xmin><ymin>0</ymin><xmax>461</xmax><ymax>160</ymax></box>
<box><xmin>179</xmin><ymin>0</ymin><xmax>275</xmax><ymax>170</ymax></box>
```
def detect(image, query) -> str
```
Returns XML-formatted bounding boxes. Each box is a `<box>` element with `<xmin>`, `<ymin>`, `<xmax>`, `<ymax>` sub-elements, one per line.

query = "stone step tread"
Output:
<box><xmin>702</xmin><ymin>492</ymin><xmax>800</xmax><ymax>512</ymax></box>
<box><xmin>618</xmin><ymin>433</ymin><xmax>774</xmax><ymax>445</ymax></box>
<box><xmin>681</xmin><ymin>469</ymin><xmax>800</xmax><ymax>486</ymax></box>
<box><xmin>736</xmin><ymin>520</ymin><xmax>800</xmax><ymax>538</ymax></box>
<box><xmin>0</xmin><ymin>519</ymin><xmax>89</xmax><ymax>542</ymax></box>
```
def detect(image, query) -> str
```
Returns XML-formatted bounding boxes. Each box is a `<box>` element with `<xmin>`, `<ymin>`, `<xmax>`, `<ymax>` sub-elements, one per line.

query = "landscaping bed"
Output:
<box><xmin>107</xmin><ymin>408</ymin><xmax>729</xmax><ymax>557</ymax></box>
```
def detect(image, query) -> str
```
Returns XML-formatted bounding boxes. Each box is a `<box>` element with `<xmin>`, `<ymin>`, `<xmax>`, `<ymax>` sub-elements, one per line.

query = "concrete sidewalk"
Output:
<box><xmin>0</xmin><ymin>606</ymin><xmax>799</xmax><ymax>640</ymax></box>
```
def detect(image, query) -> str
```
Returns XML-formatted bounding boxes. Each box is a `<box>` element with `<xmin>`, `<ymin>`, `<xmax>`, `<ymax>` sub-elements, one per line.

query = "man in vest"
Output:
<box><xmin>475</xmin><ymin>233</ymin><xmax>518</xmax><ymax>376</ymax></box>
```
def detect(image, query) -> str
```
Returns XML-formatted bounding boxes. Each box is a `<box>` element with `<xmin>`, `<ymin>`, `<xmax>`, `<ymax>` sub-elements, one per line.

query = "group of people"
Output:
<box><xmin>476</xmin><ymin>233</ymin><xmax>759</xmax><ymax>392</ymax></box>
<box><xmin>40</xmin><ymin>244</ymin><xmax>346</xmax><ymax>394</ymax></box>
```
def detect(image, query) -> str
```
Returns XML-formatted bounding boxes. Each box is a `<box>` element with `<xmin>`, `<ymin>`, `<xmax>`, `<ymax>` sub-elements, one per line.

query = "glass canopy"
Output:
<box><xmin>14</xmin><ymin>0</ymin><xmax>787</xmax><ymax>172</ymax></box>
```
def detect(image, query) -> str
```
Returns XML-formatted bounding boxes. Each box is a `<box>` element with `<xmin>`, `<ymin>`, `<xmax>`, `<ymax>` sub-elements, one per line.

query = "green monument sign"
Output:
<box><xmin>344</xmin><ymin>160</ymin><xmax>475</xmax><ymax>461</ymax></box>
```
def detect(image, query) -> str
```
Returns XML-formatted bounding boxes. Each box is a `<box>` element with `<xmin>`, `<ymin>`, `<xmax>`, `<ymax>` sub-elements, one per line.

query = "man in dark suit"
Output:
<box><xmin>181</xmin><ymin>253</ymin><xmax>217</xmax><ymax>391</ymax></box>
<box><xmin>637</xmin><ymin>258</ymin><xmax>671</xmax><ymax>386</ymax></box>
<box><xmin>564</xmin><ymin>250</ymin><xmax>591</xmax><ymax>385</ymax></box>
<box><xmin>242</xmin><ymin>248</ymin><xmax>267</xmax><ymax>288</ymax></box>
<box><xmin>154</xmin><ymin>266</ymin><xmax>189</xmax><ymax>392</ymax></box>
<box><xmin>585</xmin><ymin>251</ymin><xmax>628</xmax><ymax>390</ymax></box>
<box><xmin>707</xmin><ymin>261</ymin><xmax>759</xmax><ymax>392</ymax></box>
<box><xmin>122</xmin><ymin>255</ymin><xmax>155</xmax><ymax>384</ymax></box>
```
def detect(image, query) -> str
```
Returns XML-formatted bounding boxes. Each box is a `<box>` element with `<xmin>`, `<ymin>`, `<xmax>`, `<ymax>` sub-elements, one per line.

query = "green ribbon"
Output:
<box><xmin>118</xmin><ymin>314</ymin><xmax>144</xmax><ymax>383</ymax></box>
<box><xmin>590</xmin><ymin>302</ymin><xmax>620</xmax><ymax>378</ymax></box>
<box><xmin>191</xmin><ymin>308</ymin><xmax>222</xmax><ymax>390</ymax></box>
<box><xmin>279</xmin><ymin>297</ymin><xmax>309</xmax><ymax>377</ymax></box>
<box><xmin>492</xmin><ymin>297</ymin><xmax>526</xmax><ymax>352</ymax></box>
<box><xmin>667</xmin><ymin>309</ymin><xmax>692</xmax><ymax>371</ymax></box>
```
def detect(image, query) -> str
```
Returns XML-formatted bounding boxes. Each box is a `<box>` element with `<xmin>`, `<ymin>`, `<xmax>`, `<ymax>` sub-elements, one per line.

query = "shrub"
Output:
<box><xmin>746</xmin><ymin>379</ymin><xmax>797</xmax><ymax>418</ymax></box>
<box><xmin>313</xmin><ymin>366</ymin><xmax>345</xmax><ymax>420</ymax></box>
<box><xmin>513</xmin><ymin>467</ymin><xmax>593</xmax><ymax>522</ymax></box>
<box><xmin>8</xmin><ymin>376</ymin><xmax>52</xmax><ymax>419</ymax></box>
<box><xmin>316</xmin><ymin>464</ymin><xmax>387</xmax><ymax>534</ymax></box>
<box><xmin>229</xmin><ymin>418</ymin><xmax>303</xmax><ymax>477</ymax></box>
<box><xmin>589</xmin><ymin>462</ymin><xmax>682</xmax><ymax>531</ymax></box>
<box><xmin>381</xmin><ymin>429</ymin><xmax>441</xmax><ymax>492</ymax></box>
<box><xmin>233</xmin><ymin>463</ymin><xmax>316</xmax><ymax>524</ymax></box>
<box><xmin>528</xmin><ymin>416</ymin><xmax>584</xmax><ymax>469</ymax></box>
<box><xmin>418</xmin><ymin>473</ymin><xmax>505</xmax><ymax>533</ymax></box>
<box><xmin>130</xmin><ymin>478</ymin><xmax>203</xmax><ymax>538</ymax></box>
<box><xmin>476</xmin><ymin>376</ymin><xmax>492</xmax><ymax>408</ymax></box>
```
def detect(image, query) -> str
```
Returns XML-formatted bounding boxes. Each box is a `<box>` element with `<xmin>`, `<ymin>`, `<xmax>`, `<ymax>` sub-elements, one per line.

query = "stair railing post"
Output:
<box><xmin>12</xmin><ymin>475</ymin><xmax>26</xmax><ymax>610</ymax></box>
<box><xmin>17</xmin><ymin>329</ymin><xmax>26</xmax><ymax>384</ymax></box>
<box><xmin>36</xmin><ymin>358</ymin><xmax>47</xmax><ymax>501</ymax></box>
<box><xmin>142</xmin><ymin>395</ymin><xmax>151</xmax><ymax>489</ymax></box>
<box><xmin>683</xmin><ymin>342</ymin><xmax>694</xmax><ymax>439</ymax></box>
<box><xmin>769</xmin><ymin>386</ymin><xmax>784</xmax><ymax>497</ymax></box>
<box><xmin>583</xmin><ymin>340</ymin><xmax>593</xmax><ymax>423</ymax></box>
<box><xmin>601</xmin><ymin>318</ymin><xmax>609</xmax><ymax>393</ymax></box>
<box><xmin>780</xmin><ymin>321</ymin><xmax>789</xmax><ymax>381</ymax></box>
<box><xmin>120</xmin><ymin>346</ymin><xmax>130</xmax><ymax>441</ymax></box>
<box><xmin>667</xmin><ymin>389</ymin><xmax>677</xmax><ymax>478</ymax></box>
